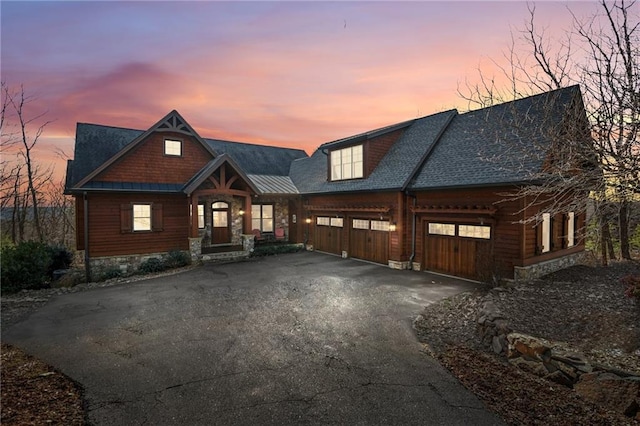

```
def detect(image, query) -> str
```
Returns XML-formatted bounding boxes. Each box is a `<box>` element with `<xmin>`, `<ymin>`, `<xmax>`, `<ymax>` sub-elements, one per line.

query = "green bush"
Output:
<box><xmin>138</xmin><ymin>257</ymin><xmax>167</xmax><ymax>274</ymax></box>
<box><xmin>1</xmin><ymin>241</ymin><xmax>53</xmax><ymax>293</ymax></box>
<box><xmin>251</xmin><ymin>244</ymin><xmax>302</xmax><ymax>257</ymax></box>
<box><xmin>165</xmin><ymin>250</ymin><xmax>191</xmax><ymax>268</ymax></box>
<box><xmin>47</xmin><ymin>245</ymin><xmax>73</xmax><ymax>277</ymax></box>
<box><xmin>99</xmin><ymin>267</ymin><xmax>123</xmax><ymax>281</ymax></box>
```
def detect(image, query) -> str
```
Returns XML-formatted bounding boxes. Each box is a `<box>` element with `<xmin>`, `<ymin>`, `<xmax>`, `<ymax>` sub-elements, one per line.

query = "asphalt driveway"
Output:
<box><xmin>3</xmin><ymin>251</ymin><xmax>502</xmax><ymax>425</ymax></box>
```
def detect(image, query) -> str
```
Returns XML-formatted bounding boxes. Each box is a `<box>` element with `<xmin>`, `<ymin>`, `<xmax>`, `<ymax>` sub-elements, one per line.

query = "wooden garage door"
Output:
<box><xmin>425</xmin><ymin>223</ymin><xmax>491</xmax><ymax>280</ymax></box>
<box><xmin>314</xmin><ymin>217</ymin><xmax>343</xmax><ymax>255</ymax></box>
<box><xmin>350</xmin><ymin>219</ymin><xmax>389</xmax><ymax>265</ymax></box>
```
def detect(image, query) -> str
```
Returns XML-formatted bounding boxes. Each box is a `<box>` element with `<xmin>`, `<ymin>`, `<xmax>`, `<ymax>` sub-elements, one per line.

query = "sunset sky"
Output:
<box><xmin>1</xmin><ymin>1</ymin><xmax>603</xmax><ymax>184</ymax></box>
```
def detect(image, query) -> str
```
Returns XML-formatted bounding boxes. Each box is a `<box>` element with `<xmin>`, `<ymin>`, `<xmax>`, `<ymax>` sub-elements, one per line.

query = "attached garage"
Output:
<box><xmin>349</xmin><ymin>218</ymin><xmax>390</xmax><ymax>265</ymax></box>
<box><xmin>313</xmin><ymin>216</ymin><xmax>343</xmax><ymax>255</ymax></box>
<box><xmin>424</xmin><ymin>222</ymin><xmax>492</xmax><ymax>280</ymax></box>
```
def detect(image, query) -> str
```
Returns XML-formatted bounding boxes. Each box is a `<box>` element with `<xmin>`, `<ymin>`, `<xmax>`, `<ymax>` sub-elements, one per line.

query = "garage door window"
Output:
<box><xmin>317</xmin><ymin>217</ymin><xmax>330</xmax><ymax>226</ymax></box>
<box><xmin>370</xmin><ymin>220</ymin><xmax>390</xmax><ymax>231</ymax></box>
<box><xmin>459</xmin><ymin>225</ymin><xmax>491</xmax><ymax>239</ymax></box>
<box><xmin>353</xmin><ymin>219</ymin><xmax>370</xmax><ymax>229</ymax></box>
<box><xmin>330</xmin><ymin>218</ymin><xmax>344</xmax><ymax>227</ymax></box>
<box><xmin>428</xmin><ymin>223</ymin><xmax>455</xmax><ymax>236</ymax></box>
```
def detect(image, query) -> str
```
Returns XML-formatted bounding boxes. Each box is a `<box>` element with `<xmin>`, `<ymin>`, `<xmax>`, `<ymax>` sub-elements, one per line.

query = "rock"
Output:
<box><xmin>574</xmin><ymin>372</ymin><xmax>640</xmax><ymax>417</ymax></box>
<box><xmin>492</xmin><ymin>335</ymin><xmax>506</xmax><ymax>354</ymax></box>
<box><xmin>507</xmin><ymin>332</ymin><xmax>552</xmax><ymax>362</ymax></box>
<box><xmin>509</xmin><ymin>357</ymin><xmax>549</xmax><ymax>377</ymax></box>
<box><xmin>545</xmin><ymin>370</ymin><xmax>574</xmax><ymax>387</ymax></box>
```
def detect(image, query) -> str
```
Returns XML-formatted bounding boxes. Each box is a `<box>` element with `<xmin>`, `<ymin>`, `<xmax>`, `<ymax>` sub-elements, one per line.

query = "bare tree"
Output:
<box><xmin>458</xmin><ymin>0</ymin><xmax>639</xmax><ymax>263</ymax></box>
<box><xmin>1</xmin><ymin>83</ymin><xmax>53</xmax><ymax>243</ymax></box>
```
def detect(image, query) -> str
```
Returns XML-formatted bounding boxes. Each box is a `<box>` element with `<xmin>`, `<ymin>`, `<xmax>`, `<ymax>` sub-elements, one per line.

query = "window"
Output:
<box><xmin>330</xmin><ymin>217</ymin><xmax>344</xmax><ymax>227</ymax></box>
<box><xmin>317</xmin><ymin>217</ymin><xmax>330</xmax><ymax>226</ymax></box>
<box><xmin>353</xmin><ymin>219</ymin><xmax>370</xmax><ymax>230</ymax></box>
<box><xmin>370</xmin><ymin>220</ymin><xmax>390</xmax><ymax>231</ymax></box>
<box><xmin>121</xmin><ymin>203</ymin><xmax>162</xmax><ymax>233</ymax></box>
<box><xmin>133</xmin><ymin>204</ymin><xmax>151</xmax><ymax>231</ymax></box>
<box><xmin>198</xmin><ymin>204</ymin><xmax>205</xmax><ymax>229</ymax></box>
<box><xmin>541</xmin><ymin>213</ymin><xmax>551</xmax><ymax>253</ymax></box>
<box><xmin>212</xmin><ymin>202</ymin><xmax>228</xmax><ymax>228</ymax></box>
<box><xmin>330</xmin><ymin>145</ymin><xmax>363</xmax><ymax>181</ymax></box>
<box><xmin>459</xmin><ymin>225</ymin><xmax>491</xmax><ymax>239</ymax></box>
<box><xmin>567</xmin><ymin>212</ymin><xmax>575</xmax><ymax>248</ymax></box>
<box><xmin>252</xmin><ymin>204</ymin><xmax>273</xmax><ymax>232</ymax></box>
<box><xmin>164</xmin><ymin>139</ymin><xmax>182</xmax><ymax>156</ymax></box>
<box><xmin>428</xmin><ymin>223</ymin><xmax>455</xmax><ymax>236</ymax></box>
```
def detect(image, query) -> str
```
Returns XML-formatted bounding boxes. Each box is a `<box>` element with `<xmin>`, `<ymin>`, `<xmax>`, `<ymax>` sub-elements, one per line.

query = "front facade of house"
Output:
<box><xmin>65</xmin><ymin>86</ymin><xmax>588</xmax><ymax>281</ymax></box>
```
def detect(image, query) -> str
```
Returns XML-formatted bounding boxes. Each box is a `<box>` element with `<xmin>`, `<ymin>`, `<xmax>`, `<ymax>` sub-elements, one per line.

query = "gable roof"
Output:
<box><xmin>66</xmin><ymin>113</ymin><xmax>307</xmax><ymax>193</ymax></box>
<box><xmin>409</xmin><ymin>85</ymin><xmax>582</xmax><ymax>190</ymax></box>
<box><xmin>71</xmin><ymin>110</ymin><xmax>216</xmax><ymax>189</ymax></box>
<box><xmin>289</xmin><ymin>110</ymin><xmax>457</xmax><ymax>194</ymax></box>
<box><xmin>182</xmin><ymin>154</ymin><xmax>260</xmax><ymax>195</ymax></box>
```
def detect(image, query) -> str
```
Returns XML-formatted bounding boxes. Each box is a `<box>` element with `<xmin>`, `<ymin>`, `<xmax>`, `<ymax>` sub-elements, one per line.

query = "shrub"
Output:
<box><xmin>100</xmin><ymin>267</ymin><xmax>123</xmax><ymax>281</ymax></box>
<box><xmin>165</xmin><ymin>250</ymin><xmax>191</xmax><ymax>268</ymax></box>
<box><xmin>138</xmin><ymin>257</ymin><xmax>167</xmax><ymax>274</ymax></box>
<box><xmin>1</xmin><ymin>241</ymin><xmax>53</xmax><ymax>293</ymax></box>
<box><xmin>251</xmin><ymin>244</ymin><xmax>302</xmax><ymax>257</ymax></box>
<box><xmin>621</xmin><ymin>275</ymin><xmax>640</xmax><ymax>302</ymax></box>
<box><xmin>47</xmin><ymin>245</ymin><xmax>73</xmax><ymax>277</ymax></box>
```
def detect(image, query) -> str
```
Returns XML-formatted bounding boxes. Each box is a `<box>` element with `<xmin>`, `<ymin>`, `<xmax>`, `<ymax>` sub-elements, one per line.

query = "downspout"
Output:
<box><xmin>408</xmin><ymin>192</ymin><xmax>417</xmax><ymax>270</ymax></box>
<box><xmin>83</xmin><ymin>192</ymin><xmax>91</xmax><ymax>283</ymax></box>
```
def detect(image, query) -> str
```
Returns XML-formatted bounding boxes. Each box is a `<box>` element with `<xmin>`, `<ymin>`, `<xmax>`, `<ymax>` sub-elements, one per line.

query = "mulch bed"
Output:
<box><xmin>1</xmin><ymin>344</ymin><xmax>85</xmax><ymax>425</ymax></box>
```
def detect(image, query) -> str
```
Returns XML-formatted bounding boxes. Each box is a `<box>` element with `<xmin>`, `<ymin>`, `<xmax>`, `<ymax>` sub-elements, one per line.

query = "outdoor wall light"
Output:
<box><xmin>389</xmin><ymin>223</ymin><xmax>397</xmax><ymax>232</ymax></box>
<box><xmin>305</xmin><ymin>217</ymin><xmax>312</xmax><ymax>224</ymax></box>
<box><xmin>239</xmin><ymin>209</ymin><xmax>245</xmax><ymax>216</ymax></box>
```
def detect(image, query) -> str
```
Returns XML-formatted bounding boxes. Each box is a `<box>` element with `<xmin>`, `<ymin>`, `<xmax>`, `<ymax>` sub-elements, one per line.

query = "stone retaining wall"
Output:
<box><xmin>514</xmin><ymin>252</ymin><xmax>585</xmax><ymax>281</ymax></box>
<box><xmin>476</xmin><ymin>290</ymin><xmax>640</xmax><ymax>420</ymax></box>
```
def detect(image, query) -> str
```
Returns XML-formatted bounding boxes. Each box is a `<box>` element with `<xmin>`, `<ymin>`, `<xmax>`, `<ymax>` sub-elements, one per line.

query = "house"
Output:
<box><xmin>65</xmin><ymin>85</ymin><xmax>588</xmax><ymax>281</ymax></box>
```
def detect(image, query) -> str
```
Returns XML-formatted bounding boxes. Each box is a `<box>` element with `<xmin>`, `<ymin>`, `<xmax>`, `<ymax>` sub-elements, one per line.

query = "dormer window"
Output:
<box><xmin>330</xmin><ymin>145</ymin><xmax>363</xmax><ymax>181</ymax></box>
<box><xmin>164</xmin><ymin>139</ymin><xmax>182</xmax><ymax>156</ymax></box>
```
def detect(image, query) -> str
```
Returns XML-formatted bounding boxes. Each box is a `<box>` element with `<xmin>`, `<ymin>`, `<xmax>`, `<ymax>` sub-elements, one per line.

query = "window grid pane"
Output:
<box><xmin>458</xmin><ymin>225</ymin><xmax>491</xmax><ymax>239</ymax></box>
<box><xmin>317</xmin><ymin>217</ymin><xmax>330</xmax><ymax>226</ymax></box>
<box><xmin>567</xmin><ymin>212</ymin><xmax>575</xmax><ymax>247</ymax></box>
<box><xmin>133</xmin><ymin>204</ymin><xmax>151</xmax><ymax>231</ymax></box>
<box><xmin>428</xmin><ymin>223</ymin><xmax>455</xmax><ymax>236</ymax></box>
<box><xmin>370</xmin><ymin>220</ymin><xmax>390</xmax><ymax>231</ymax></box>
<box><xmin>330</xmin><ymin>218</ymin><xmax>343</xmax><ymax>227</ymax></box>
<box><xmin>198</xmin><ymin>205</ymin><xmax>205</xmax><ymax>228</ymax></box>
<box><xmin>353</xmin><ymin>219</ymin><xmax>370</xmax><ymax>230</ymax></box>
<box><xmin>542</xmin><ymin>213</ymin><xmax>551</xmax><ymax>253</ymax></box>
<box><xmin>330</xmin><ymin>145</ymin><xmax>363</xmax><ymax>181</ymax></box>
<box><xmin>164</xmin><ymin>139</ymin><xmax>182</xmax><ymax>156</ymax></box>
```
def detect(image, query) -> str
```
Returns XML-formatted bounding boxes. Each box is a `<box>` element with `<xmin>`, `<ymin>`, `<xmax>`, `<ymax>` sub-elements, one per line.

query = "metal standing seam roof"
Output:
<box><xmin>247</xmin><ymin>175</ymin><xmax>299</xmax><ymax>195</ymax></box>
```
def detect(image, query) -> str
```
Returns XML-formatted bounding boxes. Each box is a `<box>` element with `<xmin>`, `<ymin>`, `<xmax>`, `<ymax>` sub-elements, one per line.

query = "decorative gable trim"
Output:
<box><xmin>182</xmin><ymin>154</ymin><xmax>260</xmax><ymax>196</ymax></box>
<box><xmin>72</xmin><ymin>110</ymin><xmax>217</xmax><ymax>190</ymax></box>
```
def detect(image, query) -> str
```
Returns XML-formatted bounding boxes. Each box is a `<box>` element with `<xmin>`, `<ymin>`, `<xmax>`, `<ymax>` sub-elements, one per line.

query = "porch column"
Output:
<box><xmin>190</xmin><ymin>195</ymin><xmax>199</xmax><ymax>238</ymax></box>
<box><xmin>244</xmin><ymin>195</ymin><xmax>252</xmax><ymax>233</ymax></box>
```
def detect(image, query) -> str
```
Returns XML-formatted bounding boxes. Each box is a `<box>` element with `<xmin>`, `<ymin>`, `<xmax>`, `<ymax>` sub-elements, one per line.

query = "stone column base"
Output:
<box><xmin>189</xmin><ymin>237</ymin><xmax>202</xmax><ymax>262</ymax></box>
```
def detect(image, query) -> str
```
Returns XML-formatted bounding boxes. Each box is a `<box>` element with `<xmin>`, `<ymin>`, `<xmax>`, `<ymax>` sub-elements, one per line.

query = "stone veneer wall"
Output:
<box><xmin>514</xmin><ymin>252</ymin><xmax>585</xmax><ymax>282</ymax></box>
<box><xmin>255</xmin><ymin>196</ymin><xmax>290</xmax><ymax>238</ymax></box>
<box><xmin>88</xmin><ymin>250</ymin><xmax>190</xmax><ymax>281</ymax></box>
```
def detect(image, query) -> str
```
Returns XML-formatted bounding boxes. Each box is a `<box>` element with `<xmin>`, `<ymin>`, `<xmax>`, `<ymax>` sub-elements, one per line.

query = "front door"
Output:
<box><xmin>212</xmin><ymin>201</ymin><xmax>231</xmax><ymax>244</ymax></box>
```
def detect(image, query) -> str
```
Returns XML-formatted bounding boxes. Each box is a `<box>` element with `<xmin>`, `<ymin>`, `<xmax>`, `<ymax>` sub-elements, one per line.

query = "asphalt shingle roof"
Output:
<box><xmin>66</xmin><ymin>123</ymin><xmax>307</xmax><ymax>191</ymax></box>
<box><xmin>409</xmin><ymin>85</ymin><xmax>581</xmax><ymax>190</ymax></box>
<box><xmin>289</xmin><ymin>110</ymin><xmax>457</xmax><ymax>194</ymax></box>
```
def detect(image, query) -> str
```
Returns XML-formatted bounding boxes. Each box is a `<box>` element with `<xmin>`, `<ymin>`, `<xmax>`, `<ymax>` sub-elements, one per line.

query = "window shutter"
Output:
<box><xmin>561</xmin><ymin>214</ymin><xmax>568</xmax><ymax>249</ymax></box>
<box><xmin>549</xmin><ymin>216</ymin><xmax>555</xmax><ymax>250</ymax></box>
<box><xmin>152</xmin><ymin>203</ymin><xmax>163</xmax><ymax>231</ymax></box>
<box><xmin>121</xmin><ymin>204</ymin><xmax>132</xmax><ymax>233</ymax></box>
<box><xmin>535</xmin><ymin>223</ymin><xmax>542</xmax><ymax>255</ymax></box>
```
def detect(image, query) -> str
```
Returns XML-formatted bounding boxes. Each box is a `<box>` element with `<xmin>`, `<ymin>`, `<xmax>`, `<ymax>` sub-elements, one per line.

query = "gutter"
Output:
<box><xmin>83</xmin><ymin>192</ymin><xmax>91</xmax><ymax>283</ymax></box>
<box><xmin>407</xmin><ymin>193</ymin><xmax>417</xmax><ymax>269</ymax></box>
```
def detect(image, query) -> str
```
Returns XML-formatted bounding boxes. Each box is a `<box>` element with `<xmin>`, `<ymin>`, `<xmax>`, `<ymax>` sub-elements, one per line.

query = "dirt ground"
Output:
<box><xmin>415</xmin><ymin>259</ymin><xmax>640</xmax><ymax>425</ymax></box>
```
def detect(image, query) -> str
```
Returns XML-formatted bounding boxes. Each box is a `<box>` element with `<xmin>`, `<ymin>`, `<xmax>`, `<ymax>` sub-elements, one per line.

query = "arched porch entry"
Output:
<box><xmin>184</xmin><ymin>154</ymin><xmax>259</xmax><ymax>255</ymax></box>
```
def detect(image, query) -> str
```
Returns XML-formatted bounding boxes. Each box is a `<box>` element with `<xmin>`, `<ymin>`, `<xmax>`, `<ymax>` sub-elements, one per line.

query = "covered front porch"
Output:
<box><xmin>184</xmin><ymin>154</ymin><xmax>294</xmax><ymax>261</ymax></box>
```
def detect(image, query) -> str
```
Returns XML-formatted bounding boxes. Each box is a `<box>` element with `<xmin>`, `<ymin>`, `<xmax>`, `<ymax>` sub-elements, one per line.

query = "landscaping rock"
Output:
<box><xmin>574</xmin><ymin>371</ymin><xmax>640</xmax><ymax>418</ymax></box>
<box><xmin>507</xmin><ymin>332</ymin><xmax>552</xmax><ymax>362</ymax></box>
